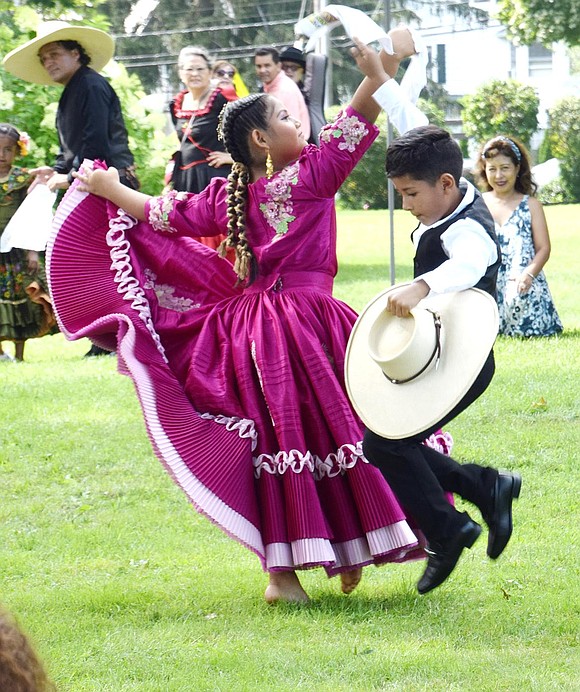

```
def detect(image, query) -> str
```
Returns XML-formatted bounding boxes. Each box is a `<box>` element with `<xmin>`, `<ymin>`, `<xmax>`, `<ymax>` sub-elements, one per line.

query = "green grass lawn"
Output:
<box><xmin>1</xmin><ymin>205</ymin><xmax>578</xmax><ymax>691</ymax></box>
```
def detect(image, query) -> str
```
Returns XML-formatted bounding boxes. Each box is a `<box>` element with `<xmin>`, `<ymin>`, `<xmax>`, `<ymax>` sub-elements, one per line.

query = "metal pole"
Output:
<box><xmin>384</xmin><ymin>0</ymin><xmax>396</xmax><ymax>285</ymax></box>
<box><xmin>316</xmin><ymin>0</ymin><xmax>332</xmax><ymax>108</ymax></box>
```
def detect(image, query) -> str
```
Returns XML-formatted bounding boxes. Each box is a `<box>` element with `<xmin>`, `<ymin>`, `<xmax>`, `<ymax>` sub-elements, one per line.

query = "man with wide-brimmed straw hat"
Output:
<box><xmin>345</xmin><ymin>116</ymin><xmax>522</xmax><ymax>595</ymax></box>
<box><xmin>3</xmin><ymin>21</ymin><xmax>138</xmax><ymax>193</ymax></box>
<box><xmin>3</xmin><ymin>21</ymin><xmax>139</xmax><ymax>356</ymax></box>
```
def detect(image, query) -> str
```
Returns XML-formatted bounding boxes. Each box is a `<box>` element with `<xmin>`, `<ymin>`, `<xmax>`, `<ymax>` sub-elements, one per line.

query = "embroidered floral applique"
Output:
<box><xmin>0</xmin><ymin>166</ymin><xmax>30</xmax><ymax>205</ymax></box>
<box><xmin>148</xmin><ymin>191</ymin><xmax>188</xmax><ymax>233</ymax></box>
<box><xmin>143</xmin><ymin>268</ymin><xmax>199</xmax><ymax>312</ymax></box>
<box><xmin>319</xmin><ymin>112</ymin><xmax>369</xmax><ymax>152</ymax></box>
<box><xmin>259</xmin><ymin>162</ymin><xmax>299</xmax><ymax>236</ymax></box>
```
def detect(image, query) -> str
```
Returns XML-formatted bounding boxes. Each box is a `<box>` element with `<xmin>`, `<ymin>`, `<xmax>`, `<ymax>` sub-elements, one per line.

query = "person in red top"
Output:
<box><xmin>169</xmin><ymin>46</ymin><xmax>237</xmax><ymax>196</ymax></box>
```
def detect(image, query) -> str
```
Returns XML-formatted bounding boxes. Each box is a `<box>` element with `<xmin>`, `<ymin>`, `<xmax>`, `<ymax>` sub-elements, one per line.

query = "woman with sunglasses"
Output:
<box><xmin>212</xmin><ymin>59</ymin><xmax>249</xmax><ymax>98</ymax></box>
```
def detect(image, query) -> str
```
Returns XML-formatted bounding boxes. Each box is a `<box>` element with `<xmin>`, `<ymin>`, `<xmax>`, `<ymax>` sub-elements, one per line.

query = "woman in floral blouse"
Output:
<box><xmin>0</xmin><ymin>124</ymin><xmax>52</xmax><ymax>361</ymax></box>
<box><xmin>48</xmin><ymin>36</ymin><xmax>444</xmax><ymax>603</ymax></box>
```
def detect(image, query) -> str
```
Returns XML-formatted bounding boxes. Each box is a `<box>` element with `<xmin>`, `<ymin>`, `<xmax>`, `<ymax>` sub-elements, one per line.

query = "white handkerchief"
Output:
<box><xmin>294</xmin><ymin>6</ymin><xmax>427</xmax><ymax>104</ymax></box>
<box><xmin>294</xmin><ymin>5</ymin><xmax>394</xmax><ymax>54</ymax></box>
<box><xmin>0</xmin><ymin>184</ymin><xmax>57</xmax><ymax>252</ymax></box>
<box><xmin>400</xmin><ymin>28</ymin><xmax>427</xmax><ymax>104</ymax></box>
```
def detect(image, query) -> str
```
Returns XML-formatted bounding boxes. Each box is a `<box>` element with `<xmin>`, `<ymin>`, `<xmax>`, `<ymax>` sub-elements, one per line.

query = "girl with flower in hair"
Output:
<box><xmin>475</xmin><ymin>135</ymin><xmax>563</xmax><ymax>337</ymax></box>
<box><xmin>49</xmin><ymin>34</ymin><xmax>447</xmax><ymax>603</ymax></box>
<box><xmin>0</xmin><ymin>124</ymin><xmax>54</xmax><ymax>361</ymax></box>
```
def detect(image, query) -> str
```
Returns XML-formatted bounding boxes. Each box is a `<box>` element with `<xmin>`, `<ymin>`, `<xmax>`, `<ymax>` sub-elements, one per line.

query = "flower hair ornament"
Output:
<box><xmin>482</xmin><ymin>136</ymin><xmax>521</xmax><ymax>163</ymax></box>
<box><xmin>17</xmin><ymin>131</ymin><xmax>30</xmax><ymax>157</ymax></box>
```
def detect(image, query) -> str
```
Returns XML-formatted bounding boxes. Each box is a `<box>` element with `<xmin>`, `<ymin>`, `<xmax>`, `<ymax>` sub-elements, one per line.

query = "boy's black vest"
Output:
<box><xmin>412</xmin><ymin>187</ymin><xmax>501</xmax><ymax>297</ymax></box>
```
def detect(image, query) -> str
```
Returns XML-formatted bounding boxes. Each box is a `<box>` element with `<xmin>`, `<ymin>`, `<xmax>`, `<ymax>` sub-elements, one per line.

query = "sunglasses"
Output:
<box><xmin>216</xmin><ymin>69</ymin><xmax>235</xmax><ymax>78</ymax></box>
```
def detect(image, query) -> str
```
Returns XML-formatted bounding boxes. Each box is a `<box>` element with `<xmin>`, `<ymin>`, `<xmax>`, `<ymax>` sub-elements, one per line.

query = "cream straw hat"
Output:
<box><xmin>3</xmin><ymin>21</ymin><xmax>114</xmax><ymax>86</ymax></box>
<box><xmin>345</xmin><ymin>284</ymin><xmax>498</xmax><ymax>439</ymax></box>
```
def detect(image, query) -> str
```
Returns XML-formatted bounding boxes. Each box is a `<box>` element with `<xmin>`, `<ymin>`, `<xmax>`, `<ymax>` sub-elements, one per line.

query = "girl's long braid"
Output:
<box><xmin>217</xmin><ymin>93</ymin><xmax>271</xmax><ymax>284</ymax></box>
<box><xmin>221</xmin><ymin>161</ymin><xmax>252</xmax><ymax>282</ymax></box>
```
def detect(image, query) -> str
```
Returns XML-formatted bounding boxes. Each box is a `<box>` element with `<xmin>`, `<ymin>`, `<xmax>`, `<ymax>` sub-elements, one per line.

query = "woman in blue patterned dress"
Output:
<box><xmin>475</xmin><ymin>136</ymin><xmax>563</xmax><ymax>337</ymax></box>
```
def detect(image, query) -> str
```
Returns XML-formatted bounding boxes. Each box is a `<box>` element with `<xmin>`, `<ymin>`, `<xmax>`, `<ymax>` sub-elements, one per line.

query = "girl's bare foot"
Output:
<box><xmin>265</xmin><ymin>571</ymin><xmax>309</xmax><ymax>604</ymax></box>
<box><xmin>340</xmin><ymin>567</ymin><xmax>363</xmax><ymax>594</ymax></box>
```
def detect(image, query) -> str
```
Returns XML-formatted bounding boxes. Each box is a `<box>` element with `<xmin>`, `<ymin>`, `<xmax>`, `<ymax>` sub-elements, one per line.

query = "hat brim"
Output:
<box><xmin>345</xmin><ymin>285</ymin><xmax>498</xmax><ymax>439</ymax></box>
<box><xmin>3</xmin><ymin>26</ymin><xmax>114</xmax><ymax>85</ymax></box>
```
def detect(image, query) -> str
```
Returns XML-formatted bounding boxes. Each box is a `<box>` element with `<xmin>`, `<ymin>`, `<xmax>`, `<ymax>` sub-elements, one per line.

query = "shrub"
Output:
<box><xmin>537</xmin><ymin>177</ymin><xmax>570</xmax><ymax>205</ymax></box>
<box><xmin>461</xmin><ymin>79</ymin><xmax>539</xmax><ymax>148</ymax></box>
<box><xmin>543</xmin><ymin>96</ymin><xmax>580</xmax><ymax>203</ymax></box>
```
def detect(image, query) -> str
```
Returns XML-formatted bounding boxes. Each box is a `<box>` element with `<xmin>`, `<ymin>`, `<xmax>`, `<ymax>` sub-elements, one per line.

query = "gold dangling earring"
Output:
<box><xmin>266</xmin><ymin>151</ymin><xmax>274</xmax><ymax>179</ymax></box>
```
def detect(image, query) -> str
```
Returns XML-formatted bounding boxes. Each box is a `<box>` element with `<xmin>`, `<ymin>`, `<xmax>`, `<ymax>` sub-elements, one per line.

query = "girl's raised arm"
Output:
<box><xmin>349</xmin><ymin>38</ymin><xmax>389</xmax><ymax>123</ymax></box>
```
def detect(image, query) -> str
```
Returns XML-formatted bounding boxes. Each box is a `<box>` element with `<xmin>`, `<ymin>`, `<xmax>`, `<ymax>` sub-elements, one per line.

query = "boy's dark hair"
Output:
<box><xmin>386</xmin><ymin>125</ymin><xmax>463</xmax><ymax>185</ymax></box>
<box><xmin>0</xmin><ymin>609</ymin><xmax>53</xmax><ymax>691</ymax></box>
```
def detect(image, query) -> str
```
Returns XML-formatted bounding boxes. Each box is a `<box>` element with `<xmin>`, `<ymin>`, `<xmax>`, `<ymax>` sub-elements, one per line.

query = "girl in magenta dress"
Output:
<box><xmin>47</xmin><ymin>39</ymin><xmax>450</xmax><ymax>602</ymax></box>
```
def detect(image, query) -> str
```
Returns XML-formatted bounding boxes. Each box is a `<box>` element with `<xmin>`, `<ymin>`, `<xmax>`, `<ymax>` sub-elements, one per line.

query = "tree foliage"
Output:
<box><xmin>0</xmin><ymin>1</ymin><xmax>489</xmax><ymax>199</ymax></box>
<box><xmin>497</xmin><ymin>0</ymin><xmax>580</xmax><ymax>47</ymax></box>
<box><xmin>540</xmin><ymin>96</ymin><xmax>580</xmax><ymax>203</ymax></box>
<box><xmin>102</xmin><ymin>0</ymin><xmax>489</xmax><ymax>101</ymax></box>
<box><xmin>461</xmin><ymin>79</ymin><xmax>539</xmax><ymax>149</ymax></box>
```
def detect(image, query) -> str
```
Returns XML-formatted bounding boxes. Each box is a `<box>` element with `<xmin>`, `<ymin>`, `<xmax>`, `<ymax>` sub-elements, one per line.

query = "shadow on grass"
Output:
<box><xmin>497</xmin><ymin>327</ymin><xmax>579</xmax><ymax>341</ymax></box>
<box><xmin>264</xmin><ymin>586</ymin><xmax>473</xmax><ymax>622</ymax></box>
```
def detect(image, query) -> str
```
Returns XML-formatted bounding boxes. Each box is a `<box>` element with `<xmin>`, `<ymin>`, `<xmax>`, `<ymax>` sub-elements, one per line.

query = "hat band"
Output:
<box><xmin>383</xmin><ymin>310</ymin><xmax>442</xmax><ymax>385</ymax></box>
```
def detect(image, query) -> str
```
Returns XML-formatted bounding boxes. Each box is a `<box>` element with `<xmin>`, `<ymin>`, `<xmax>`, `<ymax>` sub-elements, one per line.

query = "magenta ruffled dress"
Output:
<box><xmin>47</xmin><ymin>107</ymin><xmax>452</xmax><ymax>575</ymax></box>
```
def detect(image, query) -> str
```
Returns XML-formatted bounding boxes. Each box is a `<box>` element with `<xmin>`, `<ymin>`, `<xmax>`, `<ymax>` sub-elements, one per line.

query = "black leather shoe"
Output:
<box><xmin>417</xmin><ymin>517</ymin><xmax>482</xmax><ymax>595</ymax></box>
<box><xmin>485</xmin><ymin>471</ymin><xmax>522</xmax><ymax>560</ymax></box>
<box><xmin>84</xmin><ymin>344</ymin><xmax>112</xmax><ymax>357</ymax></box>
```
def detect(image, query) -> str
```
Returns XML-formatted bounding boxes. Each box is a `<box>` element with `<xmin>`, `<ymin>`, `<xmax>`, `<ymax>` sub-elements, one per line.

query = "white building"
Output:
<box><xmin>413</xmin><ymin>0</ymin><xmax>578</xmax><ymax>153</ymax></box>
